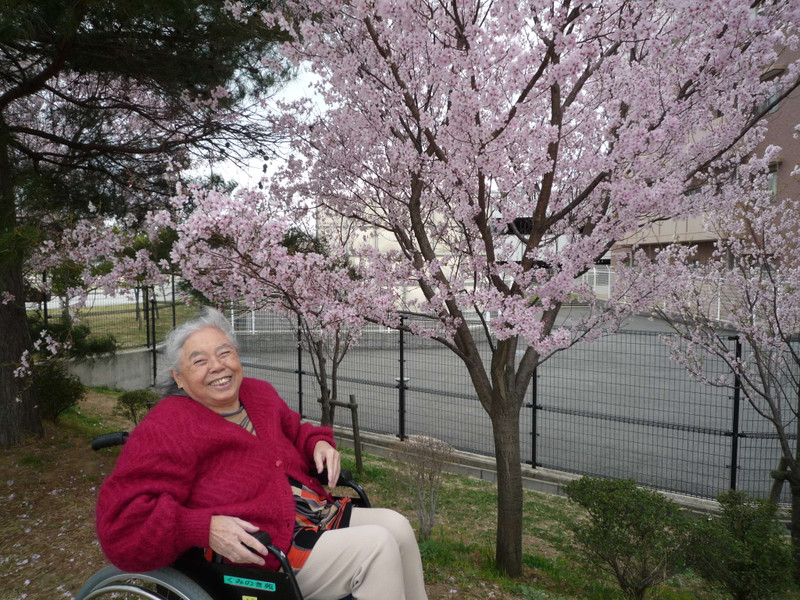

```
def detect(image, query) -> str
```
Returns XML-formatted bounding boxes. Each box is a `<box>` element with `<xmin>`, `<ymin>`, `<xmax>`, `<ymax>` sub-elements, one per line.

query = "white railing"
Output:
<box><xmin>578</xmin><ymin>264</ymin><xmax>614</xmax><ymax>300</ymax></box>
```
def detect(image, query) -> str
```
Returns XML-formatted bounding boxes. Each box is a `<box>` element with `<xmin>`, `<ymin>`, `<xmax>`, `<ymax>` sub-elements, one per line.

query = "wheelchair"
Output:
<box><xmin>77</xmin><ymin>431</ymin><xmax>371</xmax><ymax>600</ymax></box>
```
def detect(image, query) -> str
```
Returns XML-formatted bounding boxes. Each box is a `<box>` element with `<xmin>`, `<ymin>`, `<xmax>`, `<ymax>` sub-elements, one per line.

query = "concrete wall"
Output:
<box><xmin>65</xmin><ymin>347</ymin><xmax>157</xmax><ymax>391</ymax></box>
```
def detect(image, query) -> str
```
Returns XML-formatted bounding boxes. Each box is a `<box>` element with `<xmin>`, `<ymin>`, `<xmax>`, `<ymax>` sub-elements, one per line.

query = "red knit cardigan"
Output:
<box><xmin>95</xmin><ymin>378</ymin><xmax>335</xmax><ymax>572</ymax></box>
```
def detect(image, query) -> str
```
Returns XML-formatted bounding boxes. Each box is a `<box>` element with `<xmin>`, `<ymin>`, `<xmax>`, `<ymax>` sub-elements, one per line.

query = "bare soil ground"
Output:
<box><xmin>0</xmin><ymin>391</ymin><xmax>130</xmax><ymax>600</ymax></box>
<box><xmin>0</xmin><ymin>392</ymin><xmax>489</xmax><ymax>600</ymax></box>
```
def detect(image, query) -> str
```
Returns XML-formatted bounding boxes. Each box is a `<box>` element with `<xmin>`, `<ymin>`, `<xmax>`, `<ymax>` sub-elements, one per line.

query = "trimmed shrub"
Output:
<box><xmin>113</xmin><ymin>389</ymin><xmax>159</xmax><ymax>425</ymax></box>
<box><xmin>687</xmin><ymin>490</ymin><xmax>793</xmax><ymax>600</ymax></box>
<box><xmin>34</xmin><ymin>361</ymin><xmax>87</xmax><ymax>421</ymax></box>
<box><xmin>564</xmin><ymin>476</ymin><xmax>691</xmax><ymax>600</ymax></box>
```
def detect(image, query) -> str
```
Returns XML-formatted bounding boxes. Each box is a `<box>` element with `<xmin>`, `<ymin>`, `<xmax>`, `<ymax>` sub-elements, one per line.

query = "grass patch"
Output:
<box><xmin>27</xmin><ymin>302</ymin><xmax>200</xmax><ymax>350</ymax></box>
<box><xmin>18</xmin><ymin>454</ymin><xmax>47</xmax><ymax>469</ymax></box>
<box><xmin>3</xmin><ymin>390</ymin><xmax>799</xmax><ymax>600</ymax></box>
<box><xmin>59</xmin><ymin>405</ymin><xmax>114</xmax><ymax>435</ymax></box>
<box><xmin>342</xmin><ymin>447</ymin><xmax>742</xmax><ymax>600</ymax></box>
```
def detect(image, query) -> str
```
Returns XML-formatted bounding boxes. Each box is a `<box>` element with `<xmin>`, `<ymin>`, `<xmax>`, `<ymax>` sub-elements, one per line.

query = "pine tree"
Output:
<box><xmin>0</xmin><ymin>0</ymin><xmax>289</xmax><ymax>445</ymax></box>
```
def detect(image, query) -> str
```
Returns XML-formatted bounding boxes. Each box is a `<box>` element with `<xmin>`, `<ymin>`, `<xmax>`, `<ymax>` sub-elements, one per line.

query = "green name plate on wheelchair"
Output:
<box><xmin>224</xmin><ymin>575</ymin><xmax>277</xmax><ymax>592</ymax></box>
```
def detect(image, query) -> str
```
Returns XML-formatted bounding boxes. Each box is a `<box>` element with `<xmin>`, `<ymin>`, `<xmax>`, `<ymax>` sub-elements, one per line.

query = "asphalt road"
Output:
<box><xmin>231</xmin><ymin>307</ymin><xmax>787</xmax><ymax>502</ymax></box>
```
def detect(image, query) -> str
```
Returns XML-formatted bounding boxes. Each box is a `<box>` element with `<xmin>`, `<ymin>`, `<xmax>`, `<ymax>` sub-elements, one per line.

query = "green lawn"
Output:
<box><xmin>335</xmin><ymin>449</ymin><xmax>791</xmax><ymax>600</ymax></box>
<box><xmin>11</xmin><ymin>389</ymin><xmax>799</xmax><ymax>600</ymax></box>
<box><xmin>29</xmin><ymin>302</ymin><xmax>201</xmax><ymax>349</ymax></box>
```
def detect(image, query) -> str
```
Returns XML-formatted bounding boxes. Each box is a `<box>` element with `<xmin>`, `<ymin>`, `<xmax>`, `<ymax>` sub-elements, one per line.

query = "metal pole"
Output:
<box><xmin>171</xmin><ymin>273</ymin><xmax>176</xmax><ymax>328</ymax></box>
<box><xmin>151</xmin><ymin>290</ymin><xmax>157</xmax><ymax>387</ymax></box>
<box><xmin>730</xmin><ymin>335</ymin><xmax>742</xmax><ymax>490</ymax></box>
<box><xmin>531</xmin><ymin>366</ymin><xmax>538</xmax><ymax>468</ymax></box>
<box><xmin>398</xmin><ymin>315</ymin><xmax>406</xmax><ymax>440</ymax></box>
<box><xmin>144</xmin><ymin>287</ymin><xmax>151</xmax><ymax>348</ymax></box>
<box><xmin>297</xmin><ymin>314</ymin><xmax>304</xmax><ymax>417</ymax></box>
<box><xmin>42</xmin><ymin>271</ymin><xmax>49</xmax><ymax>326</ymax></box>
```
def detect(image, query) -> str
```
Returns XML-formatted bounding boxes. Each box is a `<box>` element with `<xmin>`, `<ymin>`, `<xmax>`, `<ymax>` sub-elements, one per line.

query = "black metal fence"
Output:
<box><xmin>29</xmin><ymin>281</ymin><xmax>199</xmax><ymax>352</ymax></box>
<box><xmin>34</xmin><ymin>286</ymin><xmax>791</xmax><ymax>504</ymax></box>
<box><xmin>232</xmin><ymin>308</ymin><xmax>794</xmax><ymax>505</ymax></box>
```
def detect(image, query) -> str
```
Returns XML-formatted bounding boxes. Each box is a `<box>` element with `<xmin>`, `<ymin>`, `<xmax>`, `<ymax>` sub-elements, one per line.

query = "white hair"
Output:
<box><xmin>163</xmin><ymin>306</ymin><xmax>238</xmax><ymax>375</ymax></box>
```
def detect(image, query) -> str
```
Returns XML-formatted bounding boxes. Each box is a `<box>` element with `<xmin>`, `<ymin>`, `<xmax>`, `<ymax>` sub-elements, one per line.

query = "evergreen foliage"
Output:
<box><xmin>113</xmin><ymin>389</ymin><xmax>159</xmax><ymax>425</ymax></box>
<box><xmin>564</xmin><ymin>476</ymin><xmax>691</xmax><ymax>600</ymax></box>
<box><xmin>0</xmin><ymin>0</ymin><xmax>290</xmax><ymax>444</ymax></box>
<box><xmin>28</xmin><ymin>313</ymin><xmax>117</xmax><ymax>358</ymax></box>
<box><xmin>34</xmin><ymin>361</ymin><xmax>87</xmax><ymax>421</ymax></box>
<box><xmin>688</xmin><ymin>490</ymin><xmax>793</xmax><ymax>600</ymax></box>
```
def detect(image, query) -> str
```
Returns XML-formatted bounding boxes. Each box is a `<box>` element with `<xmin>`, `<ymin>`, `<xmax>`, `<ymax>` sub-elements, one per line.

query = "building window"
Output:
<box><xmin>759</xmin><ymin>68</ymin><xmax>785</xmax><ymax>115</ymax></box>
<box><xmin>767</xmin><ymin>164</ymin><xmax>779</xmax><ymax>201</ymax></box>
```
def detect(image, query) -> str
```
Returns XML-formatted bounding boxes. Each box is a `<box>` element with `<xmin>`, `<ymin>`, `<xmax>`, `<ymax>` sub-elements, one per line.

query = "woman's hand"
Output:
<box><xmin>209</xmin><ymin>515</ymin><xmax>267</xmax><ymax>566</ymax></box>
<box><xmin>313</xmin><ymin>440</ymin><xmax>341</xmax><ymax>488</ymax></box>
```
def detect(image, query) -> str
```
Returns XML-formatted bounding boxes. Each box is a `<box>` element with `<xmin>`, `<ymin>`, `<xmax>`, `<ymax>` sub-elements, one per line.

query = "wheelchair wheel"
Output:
<box><xmin>75</xmin><ymin>565</ymin><xmax>213</xmax><ymax>600</ymax></box>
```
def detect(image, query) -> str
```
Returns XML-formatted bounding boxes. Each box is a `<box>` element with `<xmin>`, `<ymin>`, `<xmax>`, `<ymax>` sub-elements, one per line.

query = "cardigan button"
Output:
<box><xmin>275</xmin><ymin>459</ymin><xmax>283</xmax><ymax>468</ymax></box>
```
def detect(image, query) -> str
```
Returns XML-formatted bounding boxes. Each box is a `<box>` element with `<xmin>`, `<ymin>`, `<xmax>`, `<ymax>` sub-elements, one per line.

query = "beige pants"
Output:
<box><xmin>294</xmin><ymin>507</ymin><xmax>428</xmax><ymax>600</ymax></box>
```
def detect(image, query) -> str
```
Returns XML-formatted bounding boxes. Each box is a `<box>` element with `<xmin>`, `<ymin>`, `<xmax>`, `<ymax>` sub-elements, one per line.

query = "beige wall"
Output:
<box><xmin>613</xmin><ymin>44</ymin><xmax>800</xmax><ymax>266</ymax></box>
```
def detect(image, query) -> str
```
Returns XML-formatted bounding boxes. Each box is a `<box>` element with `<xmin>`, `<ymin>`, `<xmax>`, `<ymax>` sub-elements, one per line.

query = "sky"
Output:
<box><xmin>209</xmin><ymin>67</ymin><xmax>321</xmax><ymax>190</ymax></box>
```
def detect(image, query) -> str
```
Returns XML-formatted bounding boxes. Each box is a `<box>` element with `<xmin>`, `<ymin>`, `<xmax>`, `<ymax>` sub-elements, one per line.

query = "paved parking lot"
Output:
<box><xmin>229</xmin><ymin>307</ymin><xmax>786</xmax><ymax>502</ymax></box>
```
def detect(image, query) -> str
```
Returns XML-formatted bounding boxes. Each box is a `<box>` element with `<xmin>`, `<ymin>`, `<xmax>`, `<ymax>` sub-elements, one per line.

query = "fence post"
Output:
<box><xmin>171</xmin><ymin>273</ymin><xmax>176</xmax><ymax>328</ymax></box>
<box><xmin>729</xmin><ymin>335</ymin><xmax>742</xmax><ymax>490</ymax></box>
<box><xmin>42</xmin><ymin>271</ymin><xmax>49</xmax><ymax>327</ymax></box>
<box><xmin>144</xmin><ymin>287</ymin><xmax>151</xmax><ymax>347</ymax></box>
<box><xmin>531</xmin><ymin>366</ymin><xmax>538</xmax><ymax>468</ymax></box>
<box><xmin>151</xmin><ymin>291</ymin><xmax>157</xmax><ymax>387</ymax></box>
<box><xmin>297</xmin><ymin>314</ymin><xmax>304</xmax><ymax>417</ymax></box>
<box><xmin>398</xmin><ymin>315</ymin><xmax>407</xmax><ymax>440</ymax></box>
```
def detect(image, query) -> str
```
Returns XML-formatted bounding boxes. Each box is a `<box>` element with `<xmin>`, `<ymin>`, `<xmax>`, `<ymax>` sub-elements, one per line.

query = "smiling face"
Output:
<box><xmin>170</xmin><ymin>326</ymin><xmax>244</xmax><ymax>414</ymax></box>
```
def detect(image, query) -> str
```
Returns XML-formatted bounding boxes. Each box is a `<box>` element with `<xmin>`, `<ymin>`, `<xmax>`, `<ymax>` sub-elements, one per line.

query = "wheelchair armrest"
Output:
<box><xmin>314</xmin><ymin>468</ymin><xmax>355</xmax><ymax>487</ymax></box>
<box><xmin>243</xmin><ymin>530</ymin><xmax>272</xmax><ymax>552</ymax></box>
<box><xmin>315</xmin><ymin>468</ymin><xmax>371</xmax><ymax>508</ymax></box>
<box><xmin>176</xmin><ymin>532</ymin><xmax>303</xmax><ymax>600</ymax></box>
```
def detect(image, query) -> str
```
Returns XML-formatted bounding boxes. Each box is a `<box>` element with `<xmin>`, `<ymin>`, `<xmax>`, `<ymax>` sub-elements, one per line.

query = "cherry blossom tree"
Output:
<box><xmin>161</xmin><ymin>0</ymin><xmax>800</xmax><ymax>575</ymax></box>
<box><xmin>642</xmin><ymin>152</ymin><xmax>800</xmax><ymax>578</ymax></box>
<box><xmin>244</xmin><ymin>0</ymin><xmax>800</xmax><ymax>576</ymax></box>
<box><xmin>166</xmin><ymin>186</ymin><xmax>385</xmax><ymax>425</ymax></box>
<box><xmin>280</xmin><ymin>227</ymin><xmax>364</xmax><ymax>425</ymax></box>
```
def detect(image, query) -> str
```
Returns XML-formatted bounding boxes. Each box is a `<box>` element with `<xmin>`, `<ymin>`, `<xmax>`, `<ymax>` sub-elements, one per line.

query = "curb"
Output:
<box><xmin>331</xmin><ymin>426</ymin><xmax>721</xmax><ymax>516</ymax></box>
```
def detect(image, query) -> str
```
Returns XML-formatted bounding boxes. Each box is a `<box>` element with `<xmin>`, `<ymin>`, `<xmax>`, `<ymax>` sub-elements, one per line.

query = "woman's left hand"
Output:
<box><xmin>313</xmin><ymin>441</ymin><xmax>341</xmax><ymax>488</ymax></box>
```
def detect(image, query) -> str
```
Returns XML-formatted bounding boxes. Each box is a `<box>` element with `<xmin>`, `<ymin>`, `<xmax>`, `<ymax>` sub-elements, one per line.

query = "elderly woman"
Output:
<box><xmin>96</xmin><ymin>307</ymin><xmax>428</xmax><ymax>600</ymax></box>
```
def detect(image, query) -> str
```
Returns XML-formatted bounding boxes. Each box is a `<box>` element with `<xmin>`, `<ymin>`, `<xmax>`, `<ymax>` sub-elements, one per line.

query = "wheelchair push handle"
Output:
<box><xmin>91</xmin><ymin>431</ymin><xmax>129</xmax><ymax>450</ymax></box>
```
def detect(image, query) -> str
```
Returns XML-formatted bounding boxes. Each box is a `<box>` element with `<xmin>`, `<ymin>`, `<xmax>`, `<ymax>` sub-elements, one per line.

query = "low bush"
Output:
<box><xmin>34</xmin><ymin>361</ymin><xmax>87</xmax><ymax>421</ymax></box>
<box><xmin>113</xmin><ymin>389</ymin><xmax>159</xmax><ymax>425</ymax></box>
<box><xmin>563</xmin><ymin>476</ymin><xmax>691</xmax><ymax>600</ymax></box>
<box><xmin>687</xmin><ymin>490</ymin><xmax>793</xmax><ymax>600</ymax></box>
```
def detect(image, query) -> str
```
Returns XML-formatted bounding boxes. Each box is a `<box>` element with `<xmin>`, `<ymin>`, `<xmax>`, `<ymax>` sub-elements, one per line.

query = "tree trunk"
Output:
<box><xmin>0</xmin><ymin>137</ymin><xmax>42</xmax><ymax>446</ymax></box>
<box><xmin>790</xmin><ymin>476</ymin><xmax>800</xmax><ymax>584</ymax></box>
<box><xmin>490</xmin><ymin>396</ymin><xmax>524</xmax><ymax>577</ymax></box>
<box><xmin>314</xmin><ymin>341</ymin><xmax>335</xmax><ymax>426</ymax></box>
<box><xmin>457</xmin><ymin>331</ymin><xmax>531</xmax><ymax>578</ymax></box>
<box><xmin>0</xmin><ymin>264</ymin><xmax>42</xmax><ymax>446</ymax></box>
<box><xmin>319</xmin><ymin>392</ymin><xmax>335</xmax><ymax>427</ymax></box>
